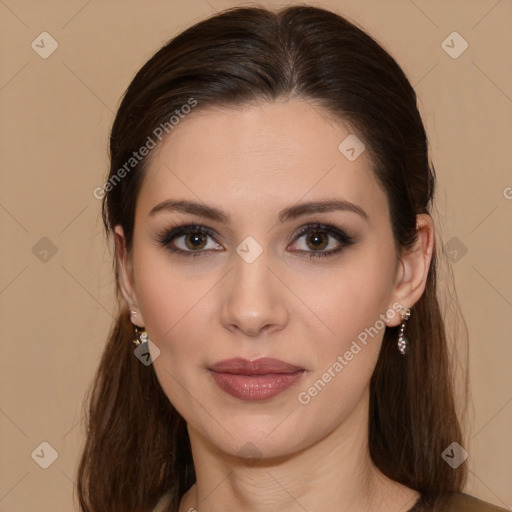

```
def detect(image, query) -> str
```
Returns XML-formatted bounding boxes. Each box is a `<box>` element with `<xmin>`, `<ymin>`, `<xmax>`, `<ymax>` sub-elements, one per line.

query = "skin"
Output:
<box><xmin>115</xmin><ymin>98</ymin><xmax>434</xmax><ymax>512</ymax></box>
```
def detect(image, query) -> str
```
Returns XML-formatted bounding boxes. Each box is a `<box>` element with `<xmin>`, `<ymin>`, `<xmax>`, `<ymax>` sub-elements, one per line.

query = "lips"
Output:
<box><xmin>209</xmin><ymin>357</ymin><xmax>303</xmax><ymax>374</ymax></box>
<box><xmin>208</xmin><ymin>357</ymin><xmax>305</xmax><ymax>401</ymax></box>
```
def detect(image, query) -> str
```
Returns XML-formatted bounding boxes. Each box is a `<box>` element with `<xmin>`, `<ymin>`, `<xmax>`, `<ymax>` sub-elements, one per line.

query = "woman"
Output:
<box><xmin>76</xmin><ymin>5</ymin><xmax>507</xmax><ymax>512</ymax></box>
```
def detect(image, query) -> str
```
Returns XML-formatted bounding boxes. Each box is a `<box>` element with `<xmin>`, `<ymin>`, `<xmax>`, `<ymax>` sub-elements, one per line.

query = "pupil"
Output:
<box><xmin>187</xmin><ymin>233</ymin><xmax>206</xmax><ymax>249</ymax></box>
<box><xmin>308</xmin><ymin>232</ymin><xmax>327</xmax><ymax>250</ymax></box>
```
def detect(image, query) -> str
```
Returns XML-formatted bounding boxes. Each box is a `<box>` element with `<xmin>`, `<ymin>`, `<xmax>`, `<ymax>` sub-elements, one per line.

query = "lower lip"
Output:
<box><xmin>209</xmin><ymin>370</ymin><xmax>305</xmax><ymax>401</ymax></box>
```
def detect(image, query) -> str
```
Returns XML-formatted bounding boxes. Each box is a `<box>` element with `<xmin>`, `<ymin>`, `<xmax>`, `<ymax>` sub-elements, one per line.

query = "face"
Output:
<box><xmin>116</xmin><ymin>98</ymin><xmax>411</xmax><ymax>461</ymax></box>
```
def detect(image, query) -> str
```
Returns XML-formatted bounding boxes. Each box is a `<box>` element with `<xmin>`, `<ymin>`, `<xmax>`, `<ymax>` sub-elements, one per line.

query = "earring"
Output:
<box><xmin>397</xmin><ymin>307</ymin><xmax>411</xmax><ymax>355</ymax></box>
<box><xmin>132</xmin><ymin>326</ymin><xmax>149</xmax><ymax>347</ymax></box>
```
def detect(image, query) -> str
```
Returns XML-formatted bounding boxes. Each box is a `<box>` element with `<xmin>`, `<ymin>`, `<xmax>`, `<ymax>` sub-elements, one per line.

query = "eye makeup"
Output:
<box><xmin>154</xmin><ymin>221</ymin><xmax>356</xmax><ymax>260</ymax></box>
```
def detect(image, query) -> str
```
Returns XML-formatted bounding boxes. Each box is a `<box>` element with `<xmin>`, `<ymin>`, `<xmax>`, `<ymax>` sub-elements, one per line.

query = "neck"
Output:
<box><xmin>179</xmin><ymin>391</ymin><xmax>419</xmax><ymax>512</ymax></box>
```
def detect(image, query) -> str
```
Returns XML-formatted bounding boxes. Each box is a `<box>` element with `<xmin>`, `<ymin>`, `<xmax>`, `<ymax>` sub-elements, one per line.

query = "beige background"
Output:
<box><xmin>1</xmin><ymin>0</ymin><xmax>511</xmax><ymax>510</ymax></box>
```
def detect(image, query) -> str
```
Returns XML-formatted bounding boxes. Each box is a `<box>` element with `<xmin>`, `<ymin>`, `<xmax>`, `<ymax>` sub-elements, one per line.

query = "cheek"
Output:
<box><xmin>133</xmin><ymin>257</ymin><xmax>208</xmax><ymax>359</ymax></box>
<box><xmin>290</xmin><ymin>262</ymin><xmax>395</xmax><ymax>439</ymax></box>
<box><xmin>291</xmin><ymin>250</ymin><xmax>396</xmax><ymax>404</ymax></box>
<box><xmin>131</xmin><ymin>245</ymin><xmax>230</xmax><ymax>407</ymax></box>
<box><xmin>133</xmin><ymin>257</ymin><xmax>214</xmax><ymax>414</ymax></box>
<box><xmin>301</xmin><ymin>251</ymin><xmax>396</xmax><ymax>350</ymax></box>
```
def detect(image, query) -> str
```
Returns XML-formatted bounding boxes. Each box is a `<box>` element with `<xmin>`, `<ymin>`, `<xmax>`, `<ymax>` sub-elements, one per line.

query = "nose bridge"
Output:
<box><xmin>220</xmin><ymin>242</ymin><xmax>288</xmax><ymax>336</ymax></box>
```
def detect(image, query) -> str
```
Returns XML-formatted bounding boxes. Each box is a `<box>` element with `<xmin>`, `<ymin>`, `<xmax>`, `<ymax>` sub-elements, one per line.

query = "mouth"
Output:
<box><xmin>208</xmin><ymin>357</ymin><xmax>306</xmax><ymax>401</ymax></box>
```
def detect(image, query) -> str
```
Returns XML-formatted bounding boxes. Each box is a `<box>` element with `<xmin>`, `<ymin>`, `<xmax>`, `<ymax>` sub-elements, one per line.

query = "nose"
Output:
<box><xmin>220</xmin><ymin>250</ymin><xmax>289</xmax><ymax>338</ymax></box>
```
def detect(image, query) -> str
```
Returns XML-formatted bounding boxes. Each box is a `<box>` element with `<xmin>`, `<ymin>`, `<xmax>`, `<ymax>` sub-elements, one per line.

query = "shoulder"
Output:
<box><xmin>433</xmin><ymin>492</ymin><xmax>509</xmax><ymax>512</ymax></box>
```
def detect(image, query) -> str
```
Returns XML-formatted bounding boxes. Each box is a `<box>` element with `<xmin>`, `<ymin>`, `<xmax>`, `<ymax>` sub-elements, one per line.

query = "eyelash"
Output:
<box><xmin>155</xmin><ymin>222</ymin><xmax>355</xmax><ymax>260</ymax></box>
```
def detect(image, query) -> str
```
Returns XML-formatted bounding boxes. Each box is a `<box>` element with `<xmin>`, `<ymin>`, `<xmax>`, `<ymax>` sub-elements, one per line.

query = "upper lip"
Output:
<box><xmin>209</xmin><ymin>357</ymin><xmax>304</xmax><ymax>375</ymax></box>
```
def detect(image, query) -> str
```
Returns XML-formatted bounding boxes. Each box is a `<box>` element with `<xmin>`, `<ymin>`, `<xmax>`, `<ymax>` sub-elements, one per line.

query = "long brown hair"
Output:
<box><xmin>76</xmin><ymin>5</ymin><xmax>468</xmax><ymax>511</ymax></box>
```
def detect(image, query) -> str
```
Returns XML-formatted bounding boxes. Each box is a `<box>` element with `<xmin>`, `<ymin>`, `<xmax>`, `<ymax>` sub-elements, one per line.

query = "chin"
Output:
<box><xmin>193</xmin><ymin>413</ymin><xmax>317</xmax><ymax>463</ymax></box>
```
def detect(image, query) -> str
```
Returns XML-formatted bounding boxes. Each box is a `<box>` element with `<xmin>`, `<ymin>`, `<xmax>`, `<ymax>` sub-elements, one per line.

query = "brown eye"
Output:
<box><xmin>290</xmin><ymin>223</ymin><xmax>355</xmax><ymax>260</ymax></box>
<box><xmin>304</xmin><ymin>232</ymin><xmax>329</xmax><ymax>251</ymax></box>
<box><xmin>156</xmin><ymin>224</ymin><xmax>223</xmax><ymax>258</ymax></box>
<box><xmin>184</xmin><ymin>233</ymin><xmax>208</xmax><ymax>250</ymax></box>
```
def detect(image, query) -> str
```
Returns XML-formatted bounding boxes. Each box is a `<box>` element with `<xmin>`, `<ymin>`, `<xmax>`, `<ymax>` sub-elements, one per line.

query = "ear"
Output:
<box><xmin>114</xmin><ymin>225</ymin><xmax>145</xmax><ymax>328</ymax></box>
<box><xmin>387</xmin><ymin>214</ymin><xmax>435</xmax><ymax>327</ymax></box>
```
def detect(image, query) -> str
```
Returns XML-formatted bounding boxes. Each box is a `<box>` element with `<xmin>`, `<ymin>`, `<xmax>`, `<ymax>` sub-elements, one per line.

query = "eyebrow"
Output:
<box><xmin>149</xmin><ymin>198</ymin><xmax>368</xmax><ymax>223</ymax></box>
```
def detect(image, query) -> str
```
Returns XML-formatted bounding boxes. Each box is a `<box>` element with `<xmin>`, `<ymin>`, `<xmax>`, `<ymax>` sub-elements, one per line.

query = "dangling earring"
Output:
<box><xmin>397</xmin><ymin>307</ymin><xmax>411</xmax><ymax>355</ymax></box>
<box><xmin>129</xmin><ymin>308</ymin><xmax>150</xmax><ymax>347</ymax></box>
<box><xmin>132</xmin><ymin>326</ymin><xmax>149</xmax><ymax>347</ymax></box>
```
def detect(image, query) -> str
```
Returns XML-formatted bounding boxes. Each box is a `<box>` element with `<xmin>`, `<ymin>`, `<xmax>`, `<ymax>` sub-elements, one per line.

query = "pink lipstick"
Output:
<box><xmin>208</xmin><ymin>357</ymin><xmax>305</xmax><ymax>401</ymax></box>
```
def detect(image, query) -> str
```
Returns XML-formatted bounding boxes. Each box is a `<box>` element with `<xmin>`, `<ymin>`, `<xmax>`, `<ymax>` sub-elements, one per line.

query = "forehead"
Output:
<box><xmin>137</xmin><ymin>98</ymin><xmax>387</xmax><ymax>222</ymax></box>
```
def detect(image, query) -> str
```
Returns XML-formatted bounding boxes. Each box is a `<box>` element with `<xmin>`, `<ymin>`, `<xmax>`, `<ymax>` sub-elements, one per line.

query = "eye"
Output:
<box><xmin>288</xmin><ymin>222</ymin><xmax>355</xmax><ymax>259</ymax></box>
<box><xmin>156</xmin><ymin>222</ymin><xmax>354</xmax><ymax>260</ymax></box>
<box><xmin>156</xmin><ymin>224</ymin><xmax>223</xmax><ymax>259</ymax></box>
